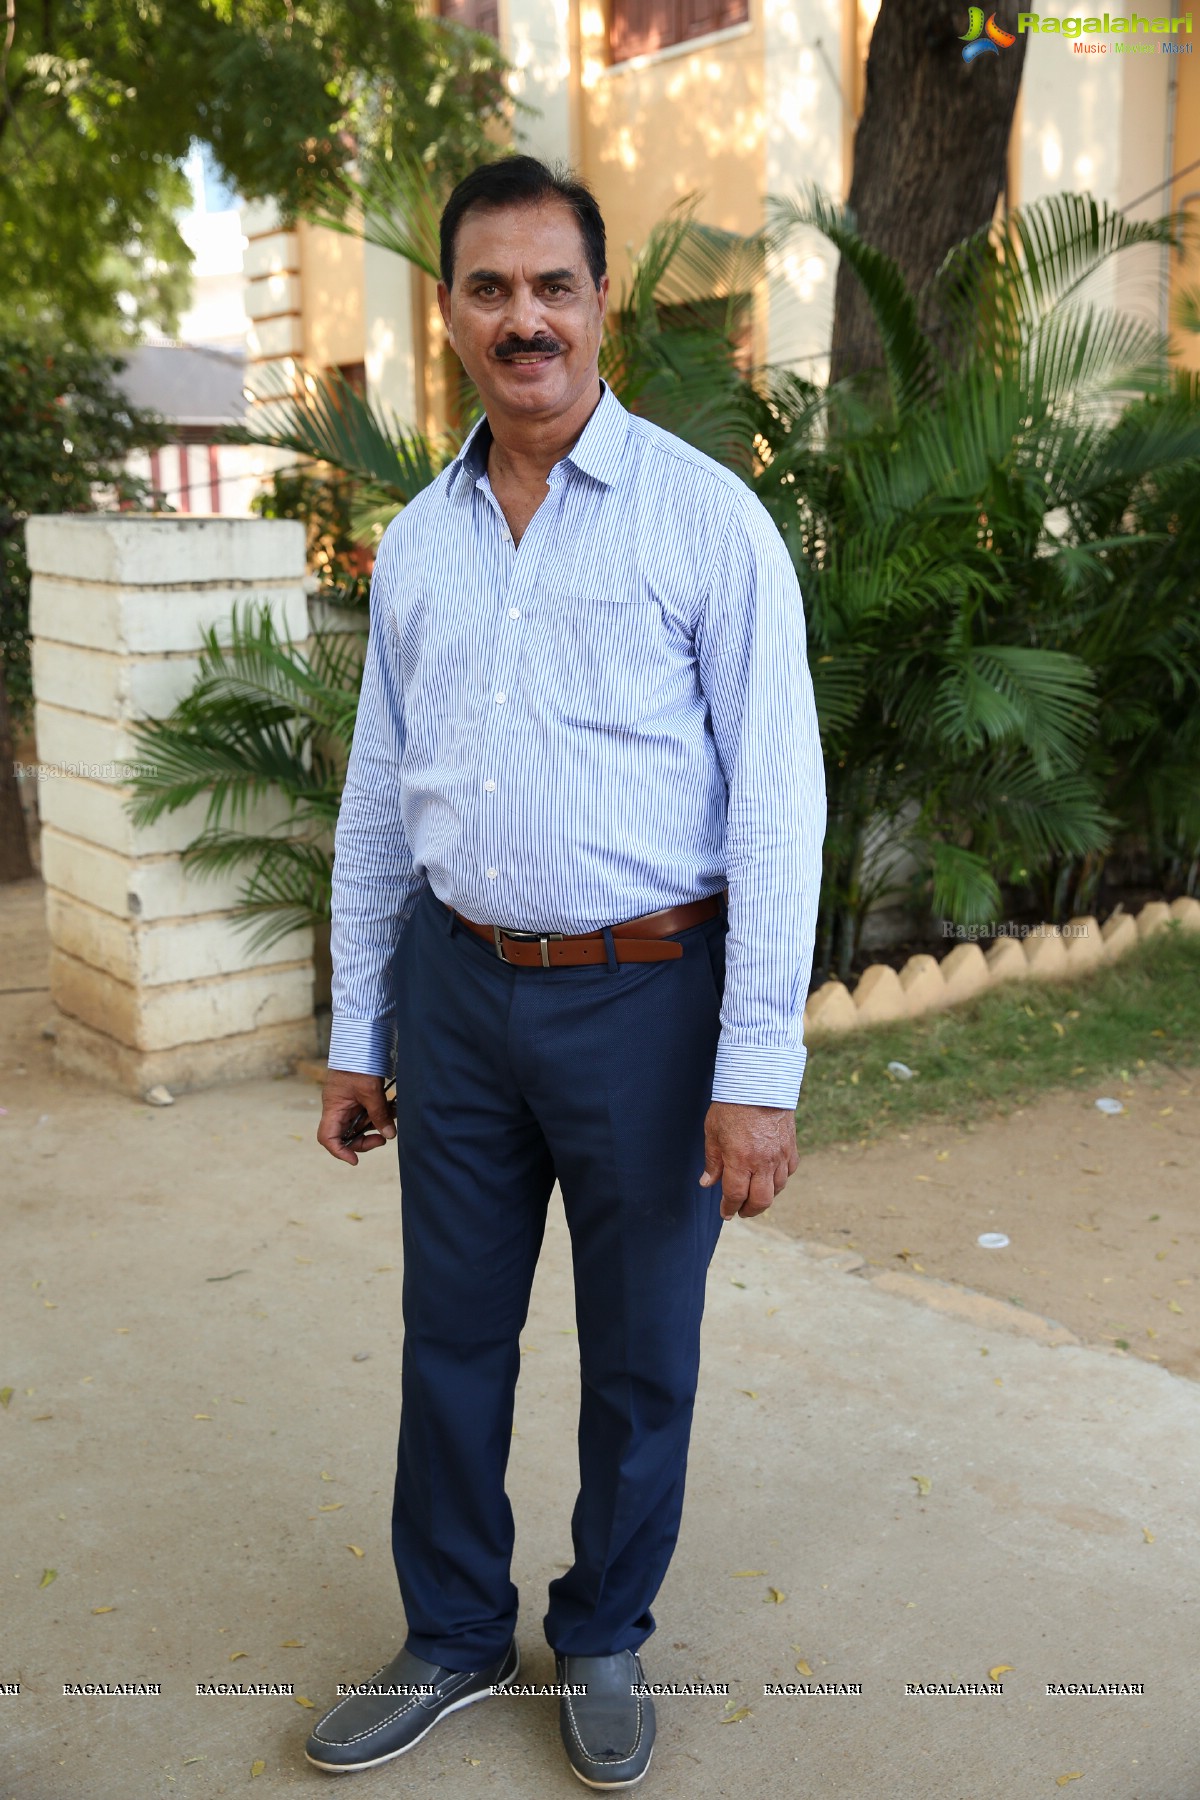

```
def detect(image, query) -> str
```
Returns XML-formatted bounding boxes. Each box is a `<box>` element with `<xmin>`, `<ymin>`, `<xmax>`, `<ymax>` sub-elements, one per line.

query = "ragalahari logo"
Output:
<box><xmin>961</xmin><ymin>6</ymin><xmax>1018</xmax><ymax>55</ymax></box>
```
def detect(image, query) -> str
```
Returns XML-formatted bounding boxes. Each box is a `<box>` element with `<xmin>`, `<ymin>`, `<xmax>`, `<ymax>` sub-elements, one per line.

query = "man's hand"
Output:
<box><xmin>699</xmin><ymin>1101</ymin><xmax>798</xmax><ymax>1220</ymax></box>
<box><xmin>317</xmin><ymin>1070</ymin><xmax>396</xmax><ymax>1167</ymax></box>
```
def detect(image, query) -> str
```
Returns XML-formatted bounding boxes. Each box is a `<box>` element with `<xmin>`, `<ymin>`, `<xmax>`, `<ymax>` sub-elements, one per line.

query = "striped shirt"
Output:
<box><xmin>328</xmin><ymin>379</ymin><xmax>826</xmax><ymax>1107</ymax></box>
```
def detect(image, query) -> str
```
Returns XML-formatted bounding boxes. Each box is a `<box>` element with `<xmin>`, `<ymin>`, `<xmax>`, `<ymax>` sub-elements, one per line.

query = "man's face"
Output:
<box><xmin>437</xmin><ymin>198</ymin><xmax>609</xmax><ymax>428</ymax></box>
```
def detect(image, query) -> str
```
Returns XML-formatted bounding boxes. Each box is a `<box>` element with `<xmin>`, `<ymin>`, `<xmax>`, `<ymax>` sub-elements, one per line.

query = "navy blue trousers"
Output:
<box><xmin>389</xmin><ymin>877</ymin><xmax>729</xmax><ymax>1669</ymax></box>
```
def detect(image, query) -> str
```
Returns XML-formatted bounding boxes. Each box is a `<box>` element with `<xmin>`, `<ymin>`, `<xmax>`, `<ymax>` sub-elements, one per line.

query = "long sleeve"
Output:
<box><xmin>326</xmin><ymin>525</ymin><xmax>424</xmax><ymax>1077</ymax></box>
<box><xmin>696</xmin><ymin>492</ymin><xmax>827</xmax><ymax>1109</ymax></box>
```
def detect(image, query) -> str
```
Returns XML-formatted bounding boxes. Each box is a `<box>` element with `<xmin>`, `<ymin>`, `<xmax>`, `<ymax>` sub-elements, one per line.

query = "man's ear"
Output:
<box><xmin>436</xmin><ymin>280</ymin><xmax>455</xmax><ymax>347</ymax></box>
<box><xmin>596</xmin><ymin>273</ymin><xmax>610</xmax><ymax>328</ymax></box>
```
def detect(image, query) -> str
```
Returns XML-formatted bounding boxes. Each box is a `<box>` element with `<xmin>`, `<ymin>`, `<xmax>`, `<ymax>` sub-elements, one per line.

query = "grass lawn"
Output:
<box><xmin>795</xmin><ymin>923</ymin><xmax>1200</xmax><ymax>1154</ymax></box>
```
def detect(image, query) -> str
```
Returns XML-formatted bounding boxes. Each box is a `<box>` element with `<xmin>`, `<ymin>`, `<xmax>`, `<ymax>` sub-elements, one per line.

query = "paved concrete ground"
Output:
<box><xmin>4</xmin><ymin>1041</ymin><xmax>1198</xmax><ymax>1800</ymax></box>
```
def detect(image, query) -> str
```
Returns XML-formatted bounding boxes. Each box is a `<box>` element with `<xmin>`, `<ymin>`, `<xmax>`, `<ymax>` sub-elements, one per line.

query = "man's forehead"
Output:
<box><xmin>455</xmin><ymin>199</ymin><xmax>589</xmax><ymax>271</ymax></box>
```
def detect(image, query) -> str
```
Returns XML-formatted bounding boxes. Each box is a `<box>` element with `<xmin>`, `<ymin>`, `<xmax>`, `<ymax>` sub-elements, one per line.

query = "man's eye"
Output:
<box><xmin>545</xmin><ymin>284</ymin><xmax>565</xmax><ymax>295</ymax></box>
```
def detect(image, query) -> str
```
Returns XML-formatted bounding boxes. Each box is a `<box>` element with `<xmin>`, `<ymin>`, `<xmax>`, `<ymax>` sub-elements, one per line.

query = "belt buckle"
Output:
<box><xmin>492</xmin><ymin>925</ymin><xmax>565</xmax><ymax>968</ymax></box>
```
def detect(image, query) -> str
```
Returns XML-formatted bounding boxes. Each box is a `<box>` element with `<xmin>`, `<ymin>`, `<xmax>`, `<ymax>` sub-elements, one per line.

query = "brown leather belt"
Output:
<box><xmin>446</xmin><ymin>891</ymin><xmax>726</xmax><ymax>968</ymax></box>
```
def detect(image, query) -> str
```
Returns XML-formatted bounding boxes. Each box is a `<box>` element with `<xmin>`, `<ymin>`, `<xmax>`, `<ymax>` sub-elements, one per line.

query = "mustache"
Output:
<box><xmin>494</xmin><ymin>336</ymin><xmax>564</xmax><ymax>359</ymax></box>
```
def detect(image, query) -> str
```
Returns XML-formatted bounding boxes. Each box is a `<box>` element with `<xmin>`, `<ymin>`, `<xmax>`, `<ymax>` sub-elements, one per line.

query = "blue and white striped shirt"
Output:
<box><xmin>328</xmin><ymin>379</ymin><xmax>827</xmax><ymax>1107</ymax></box>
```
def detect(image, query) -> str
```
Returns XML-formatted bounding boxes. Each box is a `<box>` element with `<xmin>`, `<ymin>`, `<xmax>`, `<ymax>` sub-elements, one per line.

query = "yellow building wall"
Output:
<box><xmin>1169</xmin><ymin>48</ymin><xmax>1200</xmax><ymax>375</ymax></box>
<box><xmin>576</xmin><ymin>14</ymin><xmax>768</xmax><ymax>273</ymax></box>
<box><xmin>298</xmin><ymin>221</ymin><xmax>366</xmax><ymax>373</ymax></box>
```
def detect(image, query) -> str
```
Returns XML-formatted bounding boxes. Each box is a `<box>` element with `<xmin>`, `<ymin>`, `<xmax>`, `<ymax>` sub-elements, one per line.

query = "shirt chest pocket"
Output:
<box><xmin>528</xmin><ymin>593</ymin><xmax>668</xmax><ymax>730</ymax></box>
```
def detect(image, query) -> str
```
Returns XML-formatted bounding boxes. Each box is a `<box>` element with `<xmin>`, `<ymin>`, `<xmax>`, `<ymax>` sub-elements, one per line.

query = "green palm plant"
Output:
<box><xmin>751</xmin><ymin>188</ymin><xmax>1200</xmax><ymax>979</ymax></box>
<box><xmin>122</xmin><ymin>602</ymin><xmax>366</xmax><ymax>951</ymax></box>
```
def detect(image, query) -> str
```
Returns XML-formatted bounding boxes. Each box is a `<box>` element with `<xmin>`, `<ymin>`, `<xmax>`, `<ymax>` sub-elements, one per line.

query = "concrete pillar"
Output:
<box><xmin>25</xmin><ymin>515</ymin><xmax>318</xmax><ymax>1097</ymax></box>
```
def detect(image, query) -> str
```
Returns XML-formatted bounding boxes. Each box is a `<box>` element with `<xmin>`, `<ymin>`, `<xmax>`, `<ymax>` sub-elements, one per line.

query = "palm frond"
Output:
<box><xmin>934</xmin><ymin>192</ymin><xmax>1181</xmax><ymax>348</ymax></box>
<box><xmin>307</xmin><ymin>150</ymin><xmax>445</xmax><ymax>280</ymax></box>
<box><xmin>232</xmin><ymin>368</ymin><xmax>454</xmax><ymax>503</ymax></box>
<box><xmin>1021</xmin><ymin>304</ymin><xmax>1169</xmax><ymax>416</ymax></box>
<box><xmin>180</xmin><ymin>832</ymin><xmax>335</xmax><ymax>951</ymax></box>
<box><xmin>121</xmin><ymin>602</ymin><xmax>359</xmax><ymax>832</ymax></box>
<box><xmin>926</xmin><ymin>841</ymin><xmax>1003</xmax><ymax>924</ymax></box>
<box><xmin>914</xmin><ymin>643</ymin><xmax>1097</xmax><ymax>788</ymax></box>
<box><xmin>767</xmin><ymin>188</ymin><xmax>936</xmax><ymax>415</ymax></box>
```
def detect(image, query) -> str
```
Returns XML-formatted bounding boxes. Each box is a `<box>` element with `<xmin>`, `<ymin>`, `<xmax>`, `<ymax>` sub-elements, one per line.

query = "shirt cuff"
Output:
<box><xmin>326</xmin><ymin>1016</ymin><xmax>396</xmax><ymax>1079</ymax></box>
<box><xmin>710</xmin><ymin>1038</ymin><xmax>808</xmax><ymax>1110</ymax></box>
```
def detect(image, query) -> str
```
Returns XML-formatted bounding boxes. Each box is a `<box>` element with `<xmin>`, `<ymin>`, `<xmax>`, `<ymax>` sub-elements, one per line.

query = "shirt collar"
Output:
<box><xmin>445</xmin><ymin>378</ymin><xmax>628</xmax><ymax>497</ymax></box>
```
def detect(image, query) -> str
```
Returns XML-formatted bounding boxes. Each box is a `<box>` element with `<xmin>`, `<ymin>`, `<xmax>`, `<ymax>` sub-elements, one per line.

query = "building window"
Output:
<box><xmin>610</xmin><ymin>0</ymin><xmax>748</xmax><ymax>65</ymax></box>
<box><xmin>438</xmin><ymin>0</ymin><xmax>500</xmax><ymax>40</ymax></box>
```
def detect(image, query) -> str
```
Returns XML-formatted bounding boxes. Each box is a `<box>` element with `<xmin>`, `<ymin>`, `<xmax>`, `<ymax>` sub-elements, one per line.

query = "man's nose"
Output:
<box><xmin>500</xmin><ymin>282</ymin><xmax>544</xmax><ymax>339</ymax></box>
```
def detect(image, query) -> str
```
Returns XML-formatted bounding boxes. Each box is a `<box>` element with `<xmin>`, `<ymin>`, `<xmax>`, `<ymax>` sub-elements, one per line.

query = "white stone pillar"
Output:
<box><xmin>25</xmin><ymin>515</ymin><xmax>319</xmax><ymax>1097</ymax></box>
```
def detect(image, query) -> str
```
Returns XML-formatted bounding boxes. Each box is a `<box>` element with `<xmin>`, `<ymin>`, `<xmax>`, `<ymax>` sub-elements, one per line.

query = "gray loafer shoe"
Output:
<box><xmin>554</xmin><ymin>1650</ymin><xmax>655</xmax><ymax>1789</ymax></box>
<box><xmin>305</xmin><ymin>1637</ymin><xmax>519</xmax><ymax>1772</ymax></box>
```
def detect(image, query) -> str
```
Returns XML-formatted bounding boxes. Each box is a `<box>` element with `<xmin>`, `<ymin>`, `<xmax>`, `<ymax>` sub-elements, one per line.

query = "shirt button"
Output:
<box><xmin>495</xmin><ymin>691</ymin><xmax>506</xmax><ymax>704</ymax></box>
<box><xmin>484</xmin><ymin>779</ymin><xmax>496</xmax><ymax>792</ymax></box>
<box><xmin>486</xmin><ymin>867</ymin><xmax>498</xmax><ymax>879</ymax></box>
<box><xmin>508</xmin><ymin>607</ymin><xmax>520</xmax><ymax>620</ymax></box>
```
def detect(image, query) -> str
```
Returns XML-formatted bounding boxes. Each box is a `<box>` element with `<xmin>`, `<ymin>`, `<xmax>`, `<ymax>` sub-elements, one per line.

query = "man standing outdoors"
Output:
<box><xmin>308</xmin><ymin>155</ymin><xmax>826</xmax><ymax>1788</ymax></box>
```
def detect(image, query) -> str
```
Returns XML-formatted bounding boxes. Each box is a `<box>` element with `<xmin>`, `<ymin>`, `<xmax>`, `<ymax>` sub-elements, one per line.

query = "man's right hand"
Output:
<box><xmin>317</xmin><ymin>1070</ymin><xmax>397</xmax><ymax>1166</ymax></box>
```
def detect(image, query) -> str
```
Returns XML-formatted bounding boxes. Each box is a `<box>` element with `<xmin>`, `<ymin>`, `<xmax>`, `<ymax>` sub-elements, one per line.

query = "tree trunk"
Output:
<box><xmin>830</xmin><ymin>0</ymin><xmax>1028</xmax><ymax>385</ymax></box>
<box><xmin>0</xmin><ymin>671</ymin><xmax>35</xmax><ymax>882</ymax></box>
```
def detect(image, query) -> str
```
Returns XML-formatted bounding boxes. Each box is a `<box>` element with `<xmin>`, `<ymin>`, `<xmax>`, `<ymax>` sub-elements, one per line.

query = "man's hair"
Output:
<box><xmin>439</xmin><ymin>155</ymin><xmax>607</xmax><ymax>291</ymax></box>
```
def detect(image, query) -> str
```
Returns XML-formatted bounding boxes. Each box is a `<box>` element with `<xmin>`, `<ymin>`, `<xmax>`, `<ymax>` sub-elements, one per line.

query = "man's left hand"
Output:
<box><xmin>699</xmin><ymin>1101</ymin><xmax>799</xmax><ymax>1220</ymax></box>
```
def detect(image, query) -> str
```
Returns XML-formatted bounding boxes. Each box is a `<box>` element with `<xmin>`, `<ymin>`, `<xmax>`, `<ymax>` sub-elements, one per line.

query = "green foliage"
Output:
<box><xmin>0</xmin><ymin>0</ymin><xmax>515</xmax><ymax>342</ymax></box>
<box><xmin>236</xmin><ymin>367</ymin><xmax>456</xmax><ymax>544</ymax></box>
<box><xmin>753</xmin><ymin>191</ymin><xmax>1200</xmax><ymax>978</ymax></box>
<box><xmin>1</xmin><ymin>335</ymin><xmax>164</xmax><ymax>722</ymax></box>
